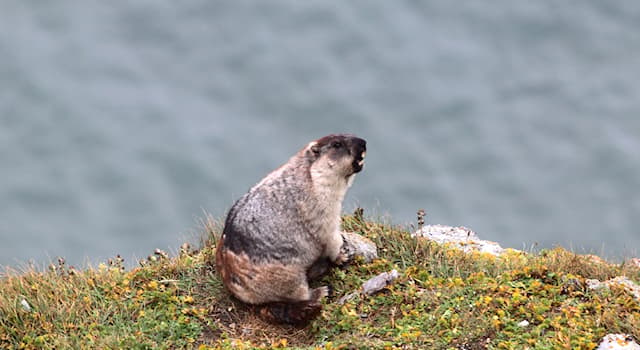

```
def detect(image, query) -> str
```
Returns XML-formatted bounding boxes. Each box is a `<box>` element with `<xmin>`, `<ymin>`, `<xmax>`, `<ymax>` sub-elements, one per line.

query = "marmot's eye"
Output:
<box><xmin>331</xmin><ymin>141</ymin><xmax>343</xmax><ymax>148</ymax></box>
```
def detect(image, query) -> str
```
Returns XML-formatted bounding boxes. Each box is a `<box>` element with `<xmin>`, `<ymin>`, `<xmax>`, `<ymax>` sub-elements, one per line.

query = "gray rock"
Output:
<box><xmin>362</xmin><ymin>269</ymin><xmax>399</xmax><ymax>295</ymax></box>
<box><xmin>337</xmin><ymin>270</ymin><xmax>399</xmax><ymax>304</ymax></box>
<box><xmin>341</xmin><ymin>231</ymin><xmax>378</xmax><ymax>263</ymax></box>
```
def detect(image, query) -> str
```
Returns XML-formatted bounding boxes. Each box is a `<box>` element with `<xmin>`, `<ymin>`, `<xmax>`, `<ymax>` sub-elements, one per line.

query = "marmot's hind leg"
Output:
<box><xmin>258</xmin><ymin>286</ymin><xmax>329</xmax><ymax>325</ymax></box>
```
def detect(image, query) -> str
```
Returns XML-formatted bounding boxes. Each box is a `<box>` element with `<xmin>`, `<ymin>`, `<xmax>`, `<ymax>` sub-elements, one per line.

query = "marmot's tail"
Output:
<box><xmin>257</xmin><ymin>287</ymin><xmax>328</xmax><ymax>325</ymax></box>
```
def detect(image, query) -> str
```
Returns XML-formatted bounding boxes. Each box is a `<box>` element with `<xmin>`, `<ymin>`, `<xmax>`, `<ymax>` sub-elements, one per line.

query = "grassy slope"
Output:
<box><xmin>1</xmin><ymin>214</ymin><xmax>639</xmax><ymax>349</ymax></box>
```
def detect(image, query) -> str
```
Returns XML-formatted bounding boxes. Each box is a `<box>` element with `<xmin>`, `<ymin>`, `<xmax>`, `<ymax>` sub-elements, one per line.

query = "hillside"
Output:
<box><xmin>1</xmin><ymin>213</ymin><xmax>639</xmax><ymax>349</ymax></box>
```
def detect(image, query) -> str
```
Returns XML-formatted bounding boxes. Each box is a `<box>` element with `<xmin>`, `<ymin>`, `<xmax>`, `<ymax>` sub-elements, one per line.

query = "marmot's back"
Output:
<box><xmin>222</xmin><ymin>170</ymin><xmax>313</xmax><ymax>264</ymax></box>
<box><xmin>215</xmin><ymin>134</ymin><xmax>366</xmax><ymax>324</ymax></box>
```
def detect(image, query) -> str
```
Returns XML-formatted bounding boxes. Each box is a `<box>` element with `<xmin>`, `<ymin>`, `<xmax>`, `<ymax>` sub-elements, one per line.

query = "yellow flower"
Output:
<box><xmin>341</xmin><ymin>306</ymin><xmax>358</xmax><ymax>317</ymax></box>
<box><xmin>272</xmin><ymin>338</ymin><xmax>288</xmax><ymax>348</ymax></box>
<box><xmin>492</xmin><ymin>315</ymin><xmax>502</xmax><ymax>329</ymax></box>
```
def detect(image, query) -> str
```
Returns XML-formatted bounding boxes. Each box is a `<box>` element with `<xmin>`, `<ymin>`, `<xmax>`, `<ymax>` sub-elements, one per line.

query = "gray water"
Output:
<box><xmin>2</xmin><ymin>1</ymin><xmax>640</xmax><ymax>268</ymax></box>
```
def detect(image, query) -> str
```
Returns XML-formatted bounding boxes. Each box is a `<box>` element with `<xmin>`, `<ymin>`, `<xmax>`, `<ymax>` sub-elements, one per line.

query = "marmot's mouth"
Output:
<box><xmin>352</xmin><ymin>151</ymin><xmax>366</xmax><ymax>173</ymax></box>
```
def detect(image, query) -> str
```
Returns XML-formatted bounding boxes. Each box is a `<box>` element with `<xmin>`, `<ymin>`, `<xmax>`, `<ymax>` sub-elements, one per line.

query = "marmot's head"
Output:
<box><xmin>306</xmin><ymin>134</ymin><xmax>366</xmax><ymax>181</ymax></box>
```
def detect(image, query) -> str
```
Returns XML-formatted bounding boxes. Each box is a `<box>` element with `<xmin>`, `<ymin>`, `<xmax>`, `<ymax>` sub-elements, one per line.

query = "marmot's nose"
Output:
<box><xmin>352</xmin><ymin>138</ymin><xmax>366</xmax><ymax>154</ymax></box>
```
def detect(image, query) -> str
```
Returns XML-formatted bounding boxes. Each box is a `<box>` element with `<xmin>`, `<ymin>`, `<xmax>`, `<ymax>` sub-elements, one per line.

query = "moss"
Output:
<box><xmin>1</xmin><ymin>213</ymin><xmax>639</xmax><ymax>349</ymax></box>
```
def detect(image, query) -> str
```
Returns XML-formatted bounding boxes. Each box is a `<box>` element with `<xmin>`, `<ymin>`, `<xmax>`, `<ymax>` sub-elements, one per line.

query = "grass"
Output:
<box><xmin>1</xmin><ymin>212</ymin><xmax>639</xmax><ymax>349</ymax></box>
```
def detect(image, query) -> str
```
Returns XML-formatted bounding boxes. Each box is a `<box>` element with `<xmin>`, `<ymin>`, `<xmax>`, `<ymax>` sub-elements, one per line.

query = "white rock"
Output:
<box><xmin>517</xmin><ymin>320</ymin><xmax>530</xmax><ymax>328</ymax></box>
<box><xmin>20</xmin><ymin>299</ymin><xmax>32</xmax><ymax>312</ymax></box>
<box><xmin>597</xmin><ymin>334</ymin><xmax>640</xmax><ymax>350</ymax></box>
<box><xmin>587</xmin><ymin>276</ymin><xmax>640</xmax><ymax>302</ymax></box>
<box><xmin>413</xmin><ymin>224</ymin><xmax>507</xmax><ymax>256</ymax></box>
<box><xmin>608</xmin><ymin>276</ymin><xmax>640</xmax><ymax>300</ymax></box>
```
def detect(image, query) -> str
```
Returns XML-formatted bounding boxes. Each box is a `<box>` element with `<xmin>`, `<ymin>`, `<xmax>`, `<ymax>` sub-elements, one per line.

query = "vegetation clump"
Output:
<box><xmin>1</xmin><ymin>214</ymin><xmax>639</xmax><ymax>349</ymax></box>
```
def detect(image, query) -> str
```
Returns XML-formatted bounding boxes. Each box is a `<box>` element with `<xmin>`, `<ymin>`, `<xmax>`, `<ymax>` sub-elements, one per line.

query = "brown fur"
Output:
<box><xmin>216</xmin><ymin>236</ymin><xmax>315</xmax><ymax>304</ymax></box>
<box><xmin>216</xmin><ymin>236</ymin><xmax>329</xmax><ymax>324</ymax></box>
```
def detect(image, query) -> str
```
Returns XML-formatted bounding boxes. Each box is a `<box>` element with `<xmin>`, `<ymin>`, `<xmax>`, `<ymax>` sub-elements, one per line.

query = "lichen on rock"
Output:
<box><xmin>412</xmin><ymin>224</ymin><xmax>511</xmax><ymax>256</ymax></box>
<box><xmin>587</xmin><ymin>276</ymin><xmax>640</xmax><ymax>302</ymax></box>
<box><xmin>341</xmin><ymin>231</ymin><xmax>378</xmax><ymax>263</ymax></box>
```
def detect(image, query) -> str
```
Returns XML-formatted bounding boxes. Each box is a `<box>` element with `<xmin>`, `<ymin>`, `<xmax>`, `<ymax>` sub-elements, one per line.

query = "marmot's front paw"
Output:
<box><xmin>333</xmin><ymin>252</ymin><xmax>349</xmax><ymax>266</ymax></box>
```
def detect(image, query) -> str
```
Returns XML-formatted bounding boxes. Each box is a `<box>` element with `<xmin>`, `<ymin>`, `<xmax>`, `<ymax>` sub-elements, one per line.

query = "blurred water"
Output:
<box><xmin>1</xmin><ymin>1</ymin><xmax>639</xmax><ymax>268</ymax></box>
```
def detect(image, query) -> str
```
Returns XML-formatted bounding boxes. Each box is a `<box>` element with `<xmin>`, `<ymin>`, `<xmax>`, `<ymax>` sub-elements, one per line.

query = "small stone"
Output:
<box><xmin>20</xmin><ymin>299</ymin><xmax>32</xmax><ymax>312</ymax></box>
<box><xmin>586</xmin><ymin>279</ymin><xmax>605</xmax><ymax>291</ymax></box>
<box><xmin>337</xmin><ymin>292</ymin><xmax>358</xmax><ymax>305</ymax></box>
<box><xmin>517</xmin><ymin>320</ymin><xmax>529</xmax><ymax>327</ymax></box>
<box><xmin>362</xmin><ymin>270</ymin><xmax>399</xmax><ymax>295</ymax></box>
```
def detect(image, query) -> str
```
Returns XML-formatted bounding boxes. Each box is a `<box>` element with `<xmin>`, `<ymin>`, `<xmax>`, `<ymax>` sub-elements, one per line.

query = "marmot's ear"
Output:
<box><xmin>308</xmin><ymin>142</ymin><xmax>321</xmax><ymax>158</ymax></box>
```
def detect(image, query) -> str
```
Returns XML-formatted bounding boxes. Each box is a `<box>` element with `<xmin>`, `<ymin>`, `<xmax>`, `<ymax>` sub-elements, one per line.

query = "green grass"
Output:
<box><xmin>1</xmin><ymin>213</ymin><xmax>639</xmax><ymax>349</ymax></box>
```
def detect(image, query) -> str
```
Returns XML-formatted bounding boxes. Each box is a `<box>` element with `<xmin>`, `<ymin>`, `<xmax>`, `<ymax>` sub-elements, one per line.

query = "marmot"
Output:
<box><xmin>215</xmin><ymin>134</ymin><xmax>366</xmax><ymax>324</ymax></box>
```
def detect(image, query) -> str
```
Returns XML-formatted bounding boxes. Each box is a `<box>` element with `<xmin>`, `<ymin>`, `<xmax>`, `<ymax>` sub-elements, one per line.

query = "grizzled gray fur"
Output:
<box><xmin>216</xmin><ymin>134</ymin><xmax>366</xmax><ymax>324</ymax></box>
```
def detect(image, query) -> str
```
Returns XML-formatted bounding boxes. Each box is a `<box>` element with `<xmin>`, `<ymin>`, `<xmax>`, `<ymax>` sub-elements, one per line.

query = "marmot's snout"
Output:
<box><xmin>351</xmin><ymin>137</ymin><xmax>366</xmax><ymax>173</ymax></box>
